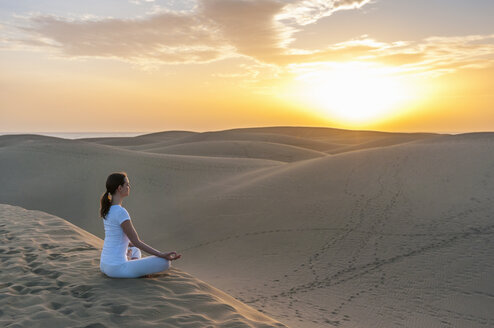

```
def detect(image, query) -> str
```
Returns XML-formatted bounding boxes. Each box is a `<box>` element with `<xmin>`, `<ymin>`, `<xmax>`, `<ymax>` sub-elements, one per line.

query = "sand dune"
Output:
<box><xmin>223</xmin><ymin>126</ymin><xmax>437</xmax><ymax>146</ymax></box>
<box><xmin>0</xmin><ymin>204</ymin><xmax>286</xmax><ymax>328</ymax></box>
<box><xmin>327</xmin><ymin>133</ymin><xmax>439</xmax><ymax>154</ymax></box>
<box><xmin>162</xmin><ymin>130</ymin><xmax>338</xmax><ymax>152</ymax></box>
<box><xmin>0</xmin><ymin>134</ymin><xmax>72</xmax><ymax>148</ymax></box>
<box><xmin>175</xmin><ymin>134</ymin><xmax>494</xmax><ymax>327</ymax></box>
<box><xmin>80</xmin><ymin>131</ymin><xmax>197</xmax><ymax>147</ymax></box>
<box><xmin>95</xmin><ymin>130</ymin><xmax>340</xmax><ymax>153</ymax></box>
<box><xmin>82</xmin><ymin>127</ymin><xmax>436</xmax><ymax>160</ymax></box>
<box><xmin>140</xmin><ymin>140</ymin><xmax>327</xmax><ymax>162</ymax></box>
<box><xmin>1</xmin><ymin>127</ymin><xmax>493</xmax><ymax>327</ymax></box>
<box><xmin>0</xmin><ymin>133</ymin><xmax>282</xmax><ymax>237</ymax></box>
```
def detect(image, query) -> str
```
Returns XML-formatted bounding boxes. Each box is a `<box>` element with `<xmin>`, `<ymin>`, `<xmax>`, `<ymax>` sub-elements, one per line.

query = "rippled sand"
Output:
<box><xmin>0</xmin><ymin>204</ymin><xmax>286</xmax><ymax>328</ymax></box>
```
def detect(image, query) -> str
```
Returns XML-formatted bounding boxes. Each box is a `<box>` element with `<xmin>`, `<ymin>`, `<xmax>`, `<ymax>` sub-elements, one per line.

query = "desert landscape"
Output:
<box><xmin>2</xmin><ymin>0</ymin><xmax>493</xmax><ymax>326</ymax></box>
<box><xmin>1</xmin><ymin>126</ymin><xmax>494</xmax><ymax>327</ymax></box>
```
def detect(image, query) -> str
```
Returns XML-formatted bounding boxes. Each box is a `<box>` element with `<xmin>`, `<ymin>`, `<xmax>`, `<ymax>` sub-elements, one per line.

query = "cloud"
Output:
<box><xmin>278</xmin><ymin>0</ymin><xmax>372</xmax><ymax>25</ymax></box>
<box><xmin>5</xmin><ymin>0</ymin><xmax>493</xmax><ymax>77</ymax></box>
<box><xmin>199</xmin><ymin>0</ymin><xmax>292</xmax><ymax>62</ymax></box>
<box><xmin>198</xmin><ymin>0</ymin><xmax>374</xmax><ymax>62</ymax></box>
<box><xmin>376</xmin><ymin>34</ymin><xmax>494</xmax><ymax>76</ymax></box>
<box><xmin>287</xmin><ymin>34</ymin><xmax>494</xmax><ymax>77</ymax></box>
<box><xmin>6</xmin><ymin>0</ymin><xmax>375</xmax><ymax>66</ymax></box>
<box><xmin>15</xmin><ymin>12</ymin><xmax>233</xmax><ymax>64</ymax></box>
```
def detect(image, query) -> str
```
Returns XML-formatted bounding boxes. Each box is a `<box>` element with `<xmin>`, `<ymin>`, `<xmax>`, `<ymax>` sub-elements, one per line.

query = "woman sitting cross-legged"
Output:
<box><xmin>99</xmin><ymin>172</ymin><xmax>181</xmax><ymax>278</ymax></box>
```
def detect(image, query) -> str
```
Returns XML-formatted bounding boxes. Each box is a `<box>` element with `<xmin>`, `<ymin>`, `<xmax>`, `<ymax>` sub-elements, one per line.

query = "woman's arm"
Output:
<box><xmin>121</xmin><ymin>220</ymin><xmax>182</xmax><ymax>261</ymax></box>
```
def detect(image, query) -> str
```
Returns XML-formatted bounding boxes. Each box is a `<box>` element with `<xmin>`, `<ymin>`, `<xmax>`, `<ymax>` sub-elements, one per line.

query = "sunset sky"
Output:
<box><xmin>1</xmin><ymin>0</ymin><xmax>493</xmax><ymax>134</ymax></box>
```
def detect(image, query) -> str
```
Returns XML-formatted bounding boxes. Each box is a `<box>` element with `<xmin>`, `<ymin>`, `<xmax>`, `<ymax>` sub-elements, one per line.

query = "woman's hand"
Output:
<box><xmin>159</xmin><ymin>251</ymin><xmax>182</xmax><ymax>261</ymax></box>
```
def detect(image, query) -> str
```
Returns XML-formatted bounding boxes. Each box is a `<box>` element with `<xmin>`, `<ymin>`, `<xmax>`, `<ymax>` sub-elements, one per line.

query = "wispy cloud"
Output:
<box><xmin>370</xmin><ymin>34</ymin><xmax>494</xmax><ymax>76</ymax></box>
<box><xmin>279</xmin><ymin>34</ymin><xmax>494</xmax><ymax>79</ymax></box>
<box><xmin>278</xmin><ymin>0</ymin><xmax>372</xmax><ymax>25</ymax></box>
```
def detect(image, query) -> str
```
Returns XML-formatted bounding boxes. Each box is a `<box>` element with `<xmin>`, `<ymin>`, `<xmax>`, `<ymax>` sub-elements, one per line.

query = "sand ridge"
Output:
<box><xmin>81</xmin><ymin>126</ymin><xmax>437</xmax><ymax>158</ymax></box>
<box><xmin>0</xmin><ymin>204</ymin><xmax>286</xmax><ymax>328</ymax></box>
<box><xmin>140</xmin><ymin>140</ymin><xmax>327</xmax><ymax>162</ymax></box>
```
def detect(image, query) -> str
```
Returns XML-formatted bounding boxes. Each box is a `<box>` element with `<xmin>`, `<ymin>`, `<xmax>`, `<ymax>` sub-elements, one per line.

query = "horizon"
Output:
<box><xmin>1</xmin><ymin>125</ymin><xmax>493</xmax><ymax>140</ymax></box>
<box><xmin>1</xmin><ymin>0</ymin><xmax>493</xmax><ymax>133</ymax></box>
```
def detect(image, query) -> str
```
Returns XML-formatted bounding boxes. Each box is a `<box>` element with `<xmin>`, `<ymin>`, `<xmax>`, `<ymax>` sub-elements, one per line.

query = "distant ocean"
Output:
<box><xmin>0</xmin><ymin>132</ymin><xmax>150</xmax><ymax>139</ymax></box>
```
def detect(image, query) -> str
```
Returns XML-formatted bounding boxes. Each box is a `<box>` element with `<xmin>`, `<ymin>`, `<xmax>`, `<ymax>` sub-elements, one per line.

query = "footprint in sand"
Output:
<box><xmin>24</xmin><ymin>253</ymin><xmax>38</xmax><ymax>264</ymax></box>
<box><xmin>109</xmin><ymin>304</ymin><xmax>128</xmax><ymax>314</ymax></box>
<box><xmin>40</xmin><ymin>243</ymin><xmax>57</xmax><ymax>250</ymax></box>
<box><xmin>10</xmin><ymin>284</ymin><xmax>25</xmax><ymax>293</ymax></box>
<box><xmin>49</xmin><ymin>302</ymin><xmax>63</xmax><ymax>310</ymax></box>
<box><xmin>25</xmin><ymin>280</ymin><xmax>50</xmax><ymax>287</ymax></box>
<box><xmin>32</xmin><ymin>267</ymin><xmax>62</xmax><ymax>279</ymax></box>
<box><xmin>48</xmin><ymin>253</ymin><xmax>62</xmax><ymax>260</ymax></box>
<box><xmin>70</xmin><ymin>285</ymin><xmax>94</xmax><ymax>299</ymax></box>
<box><xmin>6</xmin><ymin>248</ymin><xmax>20</xmax><ymax>254</ymax></box>
<box><xmin>27</xmin><ymin>260</ymin><xmax>42</xmax><ymax>269</ymax></box>
<box><xmin>56</xmin><ymin>280</ymin><xmax>68</xmax><ymax>288</ymax></box>
<box><xmin>83</xmin><ymin>323</ymin><xmax>107</xmax><ymax>328</ymax></box>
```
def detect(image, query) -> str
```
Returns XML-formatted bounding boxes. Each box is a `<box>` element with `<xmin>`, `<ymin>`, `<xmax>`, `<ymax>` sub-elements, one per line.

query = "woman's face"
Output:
<box><xmin>119</xmin><ymin>177</ymin><xmax>131</xmax><ymax>197</ymax></box>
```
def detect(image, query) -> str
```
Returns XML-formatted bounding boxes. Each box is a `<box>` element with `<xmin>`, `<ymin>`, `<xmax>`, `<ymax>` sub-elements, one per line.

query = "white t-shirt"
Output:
<box><xmin>100</xmin><ymin>205</ymin><xmax>131</xmax><ymax>265</ymax></box>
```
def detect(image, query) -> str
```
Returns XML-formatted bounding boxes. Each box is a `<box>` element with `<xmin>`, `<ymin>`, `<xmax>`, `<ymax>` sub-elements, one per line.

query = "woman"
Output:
<box><xmin>99</xmin><ymin>172</ymin><xmax>181</xmax><ymax>278</ymax></box>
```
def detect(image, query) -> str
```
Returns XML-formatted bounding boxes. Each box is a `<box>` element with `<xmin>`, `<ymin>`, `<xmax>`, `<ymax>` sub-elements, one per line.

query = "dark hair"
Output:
<box><xmin>100</xmin><ymin>172</ymin><xmax>127</xmax><ymax>219</ymax></box>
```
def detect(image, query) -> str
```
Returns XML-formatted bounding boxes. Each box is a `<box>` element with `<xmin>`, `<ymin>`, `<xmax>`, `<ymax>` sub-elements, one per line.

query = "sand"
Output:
<box><xmin>1</xmin><ymin>126</ymin><xmax>494</xmax><ymax>327</ymax></box>
<box><xmin>0</xmin><ymin>204</ymin><xmax>286</xmax><ymax>328</ymax></box>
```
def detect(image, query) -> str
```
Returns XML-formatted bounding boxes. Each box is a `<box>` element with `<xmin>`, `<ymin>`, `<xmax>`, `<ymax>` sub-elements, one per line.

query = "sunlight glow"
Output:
<box><xmin>293</xmin><ymin>62</ymin><xmax>414</xmax><ymax>125</ymax></box>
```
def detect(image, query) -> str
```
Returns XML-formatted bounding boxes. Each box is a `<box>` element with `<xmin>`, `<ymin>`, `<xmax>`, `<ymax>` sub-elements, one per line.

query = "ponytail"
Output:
<box><xmin>100</xmin><ymin>191</ymin><xmax>112</xmax><ymax>219</ymax></box>
<box><xmin>100</xmin><ymin>172</ymin><xmax>127</xmax><ymax>219</ymax></box>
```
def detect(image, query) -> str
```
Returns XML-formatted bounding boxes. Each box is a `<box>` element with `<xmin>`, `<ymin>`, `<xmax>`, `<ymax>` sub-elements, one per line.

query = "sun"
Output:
<box><xmin>292</xmin><ymin>62</ymin><xmax>413</xmax><ymax>125</ymax></box>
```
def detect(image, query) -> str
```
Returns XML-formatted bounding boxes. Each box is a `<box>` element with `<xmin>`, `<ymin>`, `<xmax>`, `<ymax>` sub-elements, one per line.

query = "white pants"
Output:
<box><xmin>100</xmin><ymin>248</ymin><xmax>170</xmax><ymax>278</ymax></box>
